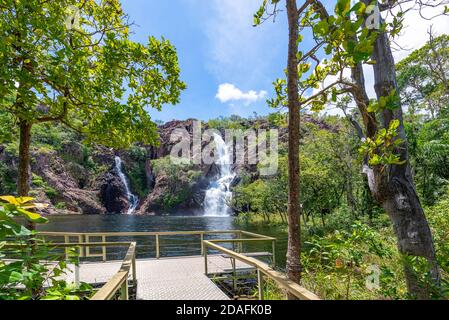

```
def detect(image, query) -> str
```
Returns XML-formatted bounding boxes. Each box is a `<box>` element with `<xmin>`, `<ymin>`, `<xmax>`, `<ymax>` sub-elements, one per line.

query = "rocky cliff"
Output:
<box><xmin>0</xmin><ymin>116</ymin><xmax>335</xmax><ymax>215</ymax></box>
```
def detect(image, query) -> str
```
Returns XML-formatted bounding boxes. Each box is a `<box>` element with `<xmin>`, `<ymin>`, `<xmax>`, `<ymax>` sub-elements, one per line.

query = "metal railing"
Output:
<box><xmin>2</xmin><ymin>241</ymin><xmax>136</xmax><ymax>300</ymax></box>
<box><xmin>202</xmin><ymin>240</ymin><xmax>320</xmax><ymax>300</ymax></box>
<box><xmin>37</xmin><ymin>230</ymin><xmax>318</xmax><ymax>300</ymax></box>
<box><xmin>39</xmin><ymin>230</ymin><xmax>276</xmax><ymax>263</ymax></box>
<box><xmin>90</xmin><ymin>242</ymin><xmax>136</xmax><ymax>300</ymax></box>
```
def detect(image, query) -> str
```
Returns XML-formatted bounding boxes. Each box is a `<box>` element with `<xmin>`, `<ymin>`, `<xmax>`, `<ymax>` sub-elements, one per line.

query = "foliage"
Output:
<box><xmin>412</xmin><ymin>118</ymin><xmax>449</xmax><ymax>205</ymax></box>
<box><xmin>0</xmin><ymin>196</ymin><xmax>92</xmax><ymax>300</ymax></box>
<box><xmin>0</xmin><ymin>0</ymin><xmax>185</xmax><ymax>149</ymax></box>
<box><xmin>31</xmin><ymin>124</ymin><xmax>78</xmax><ymax>153</ymax></box>
<box><xmin>207</xmin><ymin>115</ymin><xmax>247</xmax><ymax>131</ymax></box>
<box><xmin>301</xmin><ymin>221</ymin><xmax>407</xmax><ymax>300</ymax></box>
<box><xmin>0</xmin><ymin>109</ymin><xmax>15</xmax><ymax>143</ymax></box>
<box><xmin>0</xmin><ymin>162</ymin><xmax>16</xmax><ymax>195</ymax></box>
<box><xmin>233</xmin><ymin>118</ymin><xmax>367</xmax><ymax>225</ymax></box>
<box><xmin>151</xmin><ymin>157</ymin><xmax>202</xmax><ymax>210</ymax></box>
<box><xmin>425</xmin><ymin>190</ymin><xmax>449</xmax><ymax>297</ymax></box>
<box><xmin>359</xmin><ymin>119</ymin><xmax>406</xmax><ymax>167</ymax></box>
<box><xmin>261</xmin><ymin>0</ymin><xmax>380</xmax><ymax>112</ymax></box>
<box><xmin>31</xmin><ymin>174</ymin><xmax>58</xmax><ymax>200</ymax></box>
<box><xmin>397</xmin><ymin>34</ymin><xmax>449</xmax><ymax>118</ymax></box>
<box><xmin>125</xmin><ymin>145</ymin><xmax>150</xmax><ymax>197</ymax></box>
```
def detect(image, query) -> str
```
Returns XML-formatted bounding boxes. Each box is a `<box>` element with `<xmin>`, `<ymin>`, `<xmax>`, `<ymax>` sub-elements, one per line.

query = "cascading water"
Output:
<box><xmin>114</xmin><ymin>156</ymin><xmax>139</xmax><ymax>215</ymax></box>
<box><xmin>204</xmin><ymin>134</ymin><xmax>235</xmax><ymax>217</ymax></box>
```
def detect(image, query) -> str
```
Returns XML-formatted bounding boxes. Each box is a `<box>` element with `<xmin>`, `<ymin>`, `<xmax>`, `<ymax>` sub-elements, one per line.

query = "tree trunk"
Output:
<box><xmin>18</xmin><ymin>120</ymin><xmax>34</xmax><ymax>230</ymax></box>
<box><xmin>18</xmin><ymin>120</ymin><xmax>32</xmax><ymax>196</ymax></box>
<box><xmin>363</xmin><ymin>9</ymin><xmax>440</xmax><ymax>298</ymax></box>
<box><xmin>345</xmin><ymin>172</ymin><xmax>357</xmax><ymax>216</ymax></box>
<box><xmin>285</xmin><ymin>0</ymin><xmax>302</xmax><ymax>293</ymax></box>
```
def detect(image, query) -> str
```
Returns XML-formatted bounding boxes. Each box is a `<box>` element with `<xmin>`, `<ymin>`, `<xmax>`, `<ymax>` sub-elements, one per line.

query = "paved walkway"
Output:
<box><xmin>64</xmin><ymin>255</ymin><xmax>253</xmax><ymax>300</ymax></box>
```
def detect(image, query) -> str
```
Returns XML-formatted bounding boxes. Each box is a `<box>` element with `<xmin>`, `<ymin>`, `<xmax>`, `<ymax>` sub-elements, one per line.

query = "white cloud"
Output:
<box><xmin>197</xmin><ymin>0</ymin><xmax>286</xmax><ymax>86</ymax></box>
<box><xmin>390</xmin><ymin>4</ymin><xmax>449</xmax><ymax>61</ymax></box>
<box><xmin>216</xmin><ymin>83</ymin><xmax>267</xmax><ymax>105</ymax></box>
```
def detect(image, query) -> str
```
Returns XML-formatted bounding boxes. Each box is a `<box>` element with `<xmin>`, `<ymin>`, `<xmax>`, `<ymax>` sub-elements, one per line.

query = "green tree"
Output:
<box><xmin>255</xmin><ymin>0</ymin><xmax>445</xmax><ymax>298</ymax></box>
<box><xmin>0</xmin><ymin>0</ymin><xmax>186</xmax><ymax>203</ymax></box>
<box><xmin>414</xmin><ymin>118</ymin><xmax>449</xmax><ymax>205</ymax></box>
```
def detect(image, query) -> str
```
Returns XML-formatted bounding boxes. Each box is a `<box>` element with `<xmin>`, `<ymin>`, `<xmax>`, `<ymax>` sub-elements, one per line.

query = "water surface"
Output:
<box><xmin>38</xmin><ymin>215</ymin><xmax>288</xmax><ymax>267</ymax></box>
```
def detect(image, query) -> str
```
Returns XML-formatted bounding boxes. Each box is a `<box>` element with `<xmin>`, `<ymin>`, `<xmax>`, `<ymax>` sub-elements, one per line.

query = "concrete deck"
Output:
<box><xmin>64</xmin><ymin>255</ymin><xmax>254</xmax><ymax>300</ymax></box>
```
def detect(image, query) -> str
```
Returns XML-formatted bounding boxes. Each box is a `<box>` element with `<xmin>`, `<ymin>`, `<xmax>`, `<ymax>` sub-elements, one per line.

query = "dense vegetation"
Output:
<box><xmin>1</xmin><ymin>0</ymin><xmax>448</xmax><ymax>301</ymax></box>
<box><xmin>232</xmin><ymin>32</ymin><xmax>449</xmax><ymax>299</ymax></box>
<box><xmin>0</xmin><ymin>196</ymin><xmax>92</xmax><ymax>300</ymax></box>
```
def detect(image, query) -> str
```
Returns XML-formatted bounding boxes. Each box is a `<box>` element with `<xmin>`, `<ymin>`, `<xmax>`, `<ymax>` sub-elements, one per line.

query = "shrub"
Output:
<box><xmin>151</xmin><ymin>157</ymin><xmax>202</xmax><ymax>210</ymax></box>
<box><xmin>0</xmin><ymin>196</ymin><xmax>92</xmax><ymax>300</ymax></box>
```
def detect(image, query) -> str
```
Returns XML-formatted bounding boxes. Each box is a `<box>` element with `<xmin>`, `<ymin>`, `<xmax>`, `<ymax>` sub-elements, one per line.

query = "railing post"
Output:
<box><xmin>204</xmin><ymin>243</ymin><xmax>208</xmax><ymax>275</ymax></box>
<box><xmin>238</xmin><ymin>231</ymin><xmax>243</xmax><ymax>253</ymax></box>
<box><xmin>102</xmin><ymin>235</ymin><xmax>107</xmax><ymax>262</ymax></box>
<box><xmin>232</xmin><ymin>258</ymin><xmax>236</xmax><ymax>292</ymax></box>
<box><xmin>78</xmin><ymin>235</ymin><xmax>84</xmax><ymax>257</ymax></box>
<box><xmin>85</xmin><ymin>235</ymin><xmax>90</xmax><ymax>257</ymax></box>
<box><xmin>200</xmin><ymin>233</ymin><xmax>204</xmax><ymax>256</ymax></box>
<box><xmin>271</xmin><ymin>239</ymin><xmax>276</xmax><ymax>268</ymax></box>
<box><xmin>155</xmin><ymin>234</ymin><xmax>160</xmax><ymax>259</ymax></box>
<box><xmin>75</xmin><ymin>256</ymin><xmax>80</xmax><ymax>289</ymax></box>
<box><xmin>64</xmin><ymin>235</ymin><xmax>69</xmax><ymax>260</ymax></box>
<box><xmin>120</xmin><ymin>280</ymin><xmax>129</xmax><ymax>300</ymax></box>
<box><xmin>132</xmin><ymin>255</ymin><xmax>137</xmax><ymax>288</ymax></box>
<box><xmin>257</xmin><ymin>269</ymin><xmax>264</xmax><ymax>300</ymax></box>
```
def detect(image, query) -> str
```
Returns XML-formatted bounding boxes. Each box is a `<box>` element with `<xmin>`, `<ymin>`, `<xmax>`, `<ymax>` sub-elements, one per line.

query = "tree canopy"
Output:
<box><xmin>0</xmin><ymin>0</ymin><xmax>186</xmax><ymax>148</ymax></box>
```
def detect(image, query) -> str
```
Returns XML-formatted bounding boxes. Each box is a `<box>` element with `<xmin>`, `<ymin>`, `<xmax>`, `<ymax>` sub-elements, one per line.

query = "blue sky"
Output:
<box><xmin>121</xmin><ymin>0</ymin><xmax>289</xmax><ymax>122</ymax></box>
<box><xmin>120</xmin><ymin>1</ymin><xmax>448</xmax><ymax>122</ymax></box>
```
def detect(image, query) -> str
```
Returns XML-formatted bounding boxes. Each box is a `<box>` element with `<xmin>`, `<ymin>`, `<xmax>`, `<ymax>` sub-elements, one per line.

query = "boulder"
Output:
<box><xmin>98</xmin><ymin>171</ymin><xmax>129</xmax><ymax>214</ymax></box>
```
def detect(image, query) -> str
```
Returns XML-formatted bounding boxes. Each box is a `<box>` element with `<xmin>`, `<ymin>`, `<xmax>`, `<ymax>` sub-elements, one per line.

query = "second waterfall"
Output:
<box><xmin>204</xmin><ymin>133</ymin><xmax>235</xmax><ymax>217</ymax></box>
<box><xmin>114</xmin><ymin>156</ymin><xmax>139</xmax><ymax>215</ymax></box>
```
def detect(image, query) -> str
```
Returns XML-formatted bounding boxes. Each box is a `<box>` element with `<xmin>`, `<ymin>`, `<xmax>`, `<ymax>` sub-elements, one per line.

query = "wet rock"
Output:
<box><xmin>98</xmin><ymin>171</ymin><xmax>129</xmax><ymax>214</ymax></box>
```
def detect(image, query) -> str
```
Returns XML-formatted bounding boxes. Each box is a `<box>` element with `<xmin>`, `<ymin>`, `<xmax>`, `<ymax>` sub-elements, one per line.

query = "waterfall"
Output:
<box><xmin>204</xmin><ymin>134</ymin><xmax>235</xmax><ymax>217</ymax></box>
<box><xmin>114</xmin><ymin>156</ymin><xmax>139</xmax><ymax>215</ymax></box>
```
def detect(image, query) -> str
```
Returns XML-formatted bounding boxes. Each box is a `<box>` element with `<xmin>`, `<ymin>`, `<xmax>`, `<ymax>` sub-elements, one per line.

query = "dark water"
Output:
<box><xmin>37</xmin><ymin>215</ymin><xmax>288</xmax><ymax>268</ymax></box>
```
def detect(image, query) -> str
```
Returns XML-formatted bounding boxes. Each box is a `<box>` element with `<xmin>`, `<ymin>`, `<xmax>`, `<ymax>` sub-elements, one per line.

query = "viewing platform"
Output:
<box><xmin>64</xmin><ymin>255</ymin><xmax>253</xmax><ymax>300</ymax></box>
<box><xmin>38</xmin><ymin>230</ymin><xmax>320</xmax><ymax>301</ymax></box>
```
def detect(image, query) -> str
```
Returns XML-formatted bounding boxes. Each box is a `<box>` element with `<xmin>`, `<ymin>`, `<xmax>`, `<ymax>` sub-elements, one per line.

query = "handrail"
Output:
<box><xmin>91</xmin><ymin>242</ymin><xmax>136</xmax><ymax>300</ymax></box>
<box><xmin>40</xmin><ymin>230</ymin><xmax>276</xmax><ymax>262</ymax></box>
<box><xmin>40</xmin><ymin>230</ymin><xmax>240</xmax><ymax>237</ymax></box>
<box><xmin>239</xmin><ymin>230</ymin><xmax>274</xmax><ymax>239</ymax></box>
<box><xmin>202</xmin><ymin>240</ymin><xmax>320</xmax><ymax>301</ymax></box>
<box><xmin>37</xmin><ymin>230</ymin><xmax>280</xmax><ymax>300</ymax></box>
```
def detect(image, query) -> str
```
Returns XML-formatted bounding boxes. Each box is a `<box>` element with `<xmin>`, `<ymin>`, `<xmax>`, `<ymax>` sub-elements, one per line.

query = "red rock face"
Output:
<box><xmin>30</xmin><ymin>149</ymin><xmax>106</xmax><ymax>215</ymax></box>
<box><xmin>1</xmin><ymin>117</ymin><xmax>339</xmax><ymax>215</ymax></box>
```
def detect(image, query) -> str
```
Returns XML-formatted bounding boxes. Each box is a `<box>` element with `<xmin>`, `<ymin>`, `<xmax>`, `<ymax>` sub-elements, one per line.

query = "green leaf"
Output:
<box><xmin>41</xmin><ymin>296</ymin><xmax>62</xmax><ymax>300</ymax></box>
<box><xmin>16</xmin><ymin>208</ymin><xmax>48</xmax><ymax>223</ymax></box>
<box><xmin>0</xmin><ymin>196</ymin><xmax>19</xmax><ymax>205</ymax></box>
<box><xmin>253</xmin><ymin>16</ymin><xmax>260</xmax><ymax>26</ymax></box>
<box><xmin>335</xmin><ymin>0</ymin><xmax>351</xmax><ymax>16</ymax></box>
<box><xmin>9</xmin><ymin>271</ymin><xmax>23</xmax><ymax>282</ymax></box>
<box><xmin>350</xmin><ymin>2</ymin><xmax>366</xmax><ymax>15</ymax></box>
